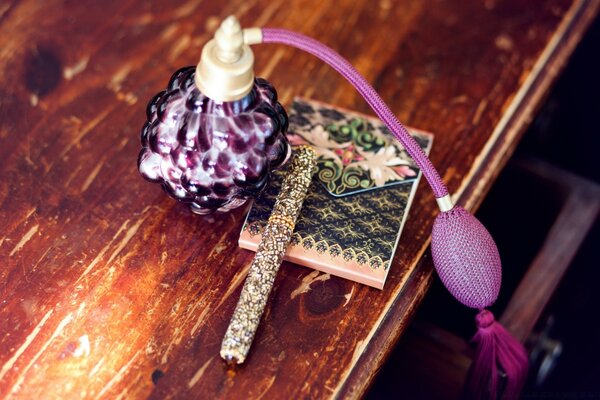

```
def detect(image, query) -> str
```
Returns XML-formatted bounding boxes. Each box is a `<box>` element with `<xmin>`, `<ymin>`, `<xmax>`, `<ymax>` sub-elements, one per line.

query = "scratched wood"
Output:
<box><xmin>0</xmin><ymin>0</ymin><xmax>597</xmax><ymax>399</ymax></box>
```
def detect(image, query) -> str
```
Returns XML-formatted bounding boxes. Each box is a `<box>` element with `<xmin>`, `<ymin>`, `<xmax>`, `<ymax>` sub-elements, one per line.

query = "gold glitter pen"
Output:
<box><xmin>220</xmin><ymin>145</ymin><xmax>317</xmax><ymax>364</ymax></box>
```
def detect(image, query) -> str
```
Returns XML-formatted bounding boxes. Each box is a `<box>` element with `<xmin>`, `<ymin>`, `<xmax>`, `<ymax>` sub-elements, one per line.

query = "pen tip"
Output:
<box><xmin>222</xmin><ymin>353</ymin><xmax>242</xmax><ymax>367</ymax></box>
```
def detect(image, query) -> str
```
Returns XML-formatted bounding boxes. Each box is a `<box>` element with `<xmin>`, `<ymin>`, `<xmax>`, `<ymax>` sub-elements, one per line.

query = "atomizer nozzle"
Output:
<box><xmin>194</xmin><ymin>16</ymin><xmax>262</xmax><ymax>102</ymax></box>
<box><xmin>214</xmin><ymin>16</ymin><xmax>244</xmax><ymax>63</ymax></box>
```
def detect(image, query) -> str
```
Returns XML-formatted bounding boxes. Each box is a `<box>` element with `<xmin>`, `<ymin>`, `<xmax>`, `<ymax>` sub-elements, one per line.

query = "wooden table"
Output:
<box><xmin>1</xmin><ymin>1</ymin><xmax>597</xmax><ymax>398</ymax></box>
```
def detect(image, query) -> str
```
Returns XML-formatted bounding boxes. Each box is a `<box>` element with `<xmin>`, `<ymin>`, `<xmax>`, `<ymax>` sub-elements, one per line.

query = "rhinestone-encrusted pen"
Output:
<box><xmin>220</xmin><ymin>146</ymin><xmax>316</xmax><ymax>364</ymax></box>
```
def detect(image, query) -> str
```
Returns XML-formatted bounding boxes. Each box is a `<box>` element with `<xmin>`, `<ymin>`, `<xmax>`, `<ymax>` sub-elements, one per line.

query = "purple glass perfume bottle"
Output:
<box><xmin>138</xmin><ymin>39</ymin><xmax>290</xmax><ymax>214</ymax></box>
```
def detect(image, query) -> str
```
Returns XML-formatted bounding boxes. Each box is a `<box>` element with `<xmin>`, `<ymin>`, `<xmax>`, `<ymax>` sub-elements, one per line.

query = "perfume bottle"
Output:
<box><xmin>138</xmin><ymin>18</ymin><xmax>290</xmax><ymax>214</ymax></box>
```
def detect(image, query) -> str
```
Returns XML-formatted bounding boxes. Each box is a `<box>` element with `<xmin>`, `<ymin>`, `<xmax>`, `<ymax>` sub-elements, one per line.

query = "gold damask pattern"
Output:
<box><xmin>243</xmin><ymin>99</ymin><xmax>432</xmax><ymax>271</ymax></box>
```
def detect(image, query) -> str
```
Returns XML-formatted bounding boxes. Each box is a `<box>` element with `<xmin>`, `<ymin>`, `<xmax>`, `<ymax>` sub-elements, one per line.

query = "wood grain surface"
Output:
<box><xmin>0</xmin><ymin>0</ymin><xmax>597</xmax><ymax>399</ymax></box>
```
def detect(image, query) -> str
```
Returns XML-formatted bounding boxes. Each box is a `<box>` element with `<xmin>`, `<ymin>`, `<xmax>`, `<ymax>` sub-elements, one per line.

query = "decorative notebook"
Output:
<box><xmin>239</xmin><ymin>98</ymin><xmax>433</xmax><ymax>289</ymax></box>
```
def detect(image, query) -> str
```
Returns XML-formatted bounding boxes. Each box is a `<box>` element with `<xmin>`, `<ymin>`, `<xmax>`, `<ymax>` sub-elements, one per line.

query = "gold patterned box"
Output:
<box><xmin>239</xmin><ymin>98</ymin><xmax>433</xmax><ymax>289</ymax></box>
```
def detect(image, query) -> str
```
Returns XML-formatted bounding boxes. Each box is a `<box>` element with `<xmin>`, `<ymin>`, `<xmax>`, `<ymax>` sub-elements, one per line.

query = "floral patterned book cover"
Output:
<box><xmin>239</xmin><ymin>98</ymin><xmax>433</xmax><ymax>289</ymax></box>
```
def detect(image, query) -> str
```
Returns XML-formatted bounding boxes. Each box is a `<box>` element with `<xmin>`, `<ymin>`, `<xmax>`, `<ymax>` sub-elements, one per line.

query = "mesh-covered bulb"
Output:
<box><xmin>138</xmin><ymin>66</ymin><xmax>290</xmax><ymax>214</ymax></box>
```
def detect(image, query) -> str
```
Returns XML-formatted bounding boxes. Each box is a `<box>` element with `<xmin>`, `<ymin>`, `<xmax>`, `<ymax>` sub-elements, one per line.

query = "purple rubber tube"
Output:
<box><xmin>261</xmin><ymin>27</ymin><xmax>505</xmax><ymax>306</ymax></box>
<box><xmin>261</xmin><ymin>28</ymin><xmax>449</xmax><ymax>199</ymax></box>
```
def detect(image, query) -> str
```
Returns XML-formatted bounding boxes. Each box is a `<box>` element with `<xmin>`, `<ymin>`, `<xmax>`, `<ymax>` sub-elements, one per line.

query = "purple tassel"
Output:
<box><xmin>465</xmin><ymin>310</ymin><xmax>528</xmax><ymax>400</ymax></box>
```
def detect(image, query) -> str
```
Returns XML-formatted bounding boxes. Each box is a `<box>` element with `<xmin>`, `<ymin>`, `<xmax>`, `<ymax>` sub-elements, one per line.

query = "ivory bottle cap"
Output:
<box><xmin>195</xmin><ymin>16</ymin><xmax>261</xmax><ymax>102</ymax></box>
